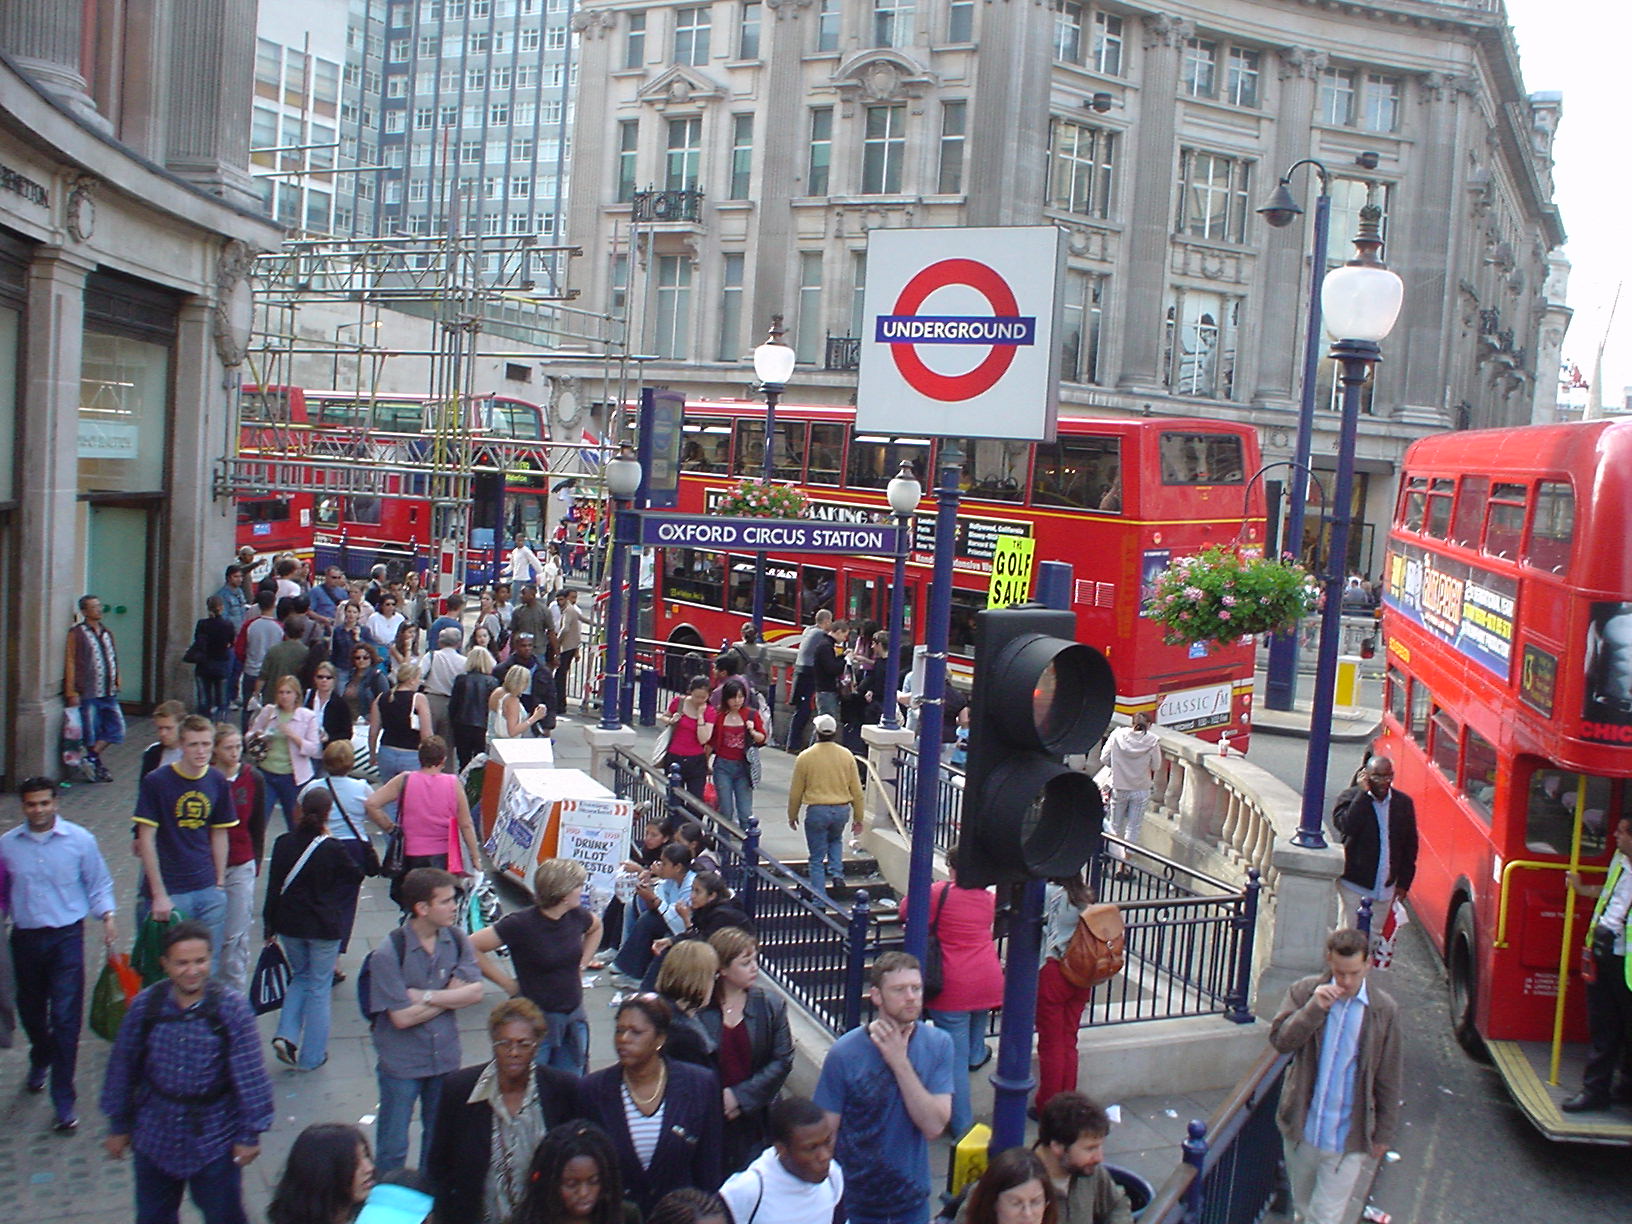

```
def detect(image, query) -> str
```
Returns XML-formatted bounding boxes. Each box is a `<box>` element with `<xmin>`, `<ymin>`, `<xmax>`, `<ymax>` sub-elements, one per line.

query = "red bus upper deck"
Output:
<box><xmin>654</xmin><ymin>399</ymin><xmax>1266</xmax><ymax>742</ymax></box>
<box><xmin>1377</xmin><ymin>418</ymin><xmax>1632</xmax><ymax>1143</ymax></box>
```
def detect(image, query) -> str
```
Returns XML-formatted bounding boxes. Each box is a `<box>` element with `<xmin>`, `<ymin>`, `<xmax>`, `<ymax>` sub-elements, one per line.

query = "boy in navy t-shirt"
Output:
<box><xmin>133</xmin><ymin>715</ymin><xmax>236</xmax><ymax>953</ymax></box>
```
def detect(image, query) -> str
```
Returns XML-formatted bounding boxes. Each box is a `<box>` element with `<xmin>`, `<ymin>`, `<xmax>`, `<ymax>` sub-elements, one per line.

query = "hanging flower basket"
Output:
<box><xmin>1146</xmin><ymin>545</ymin><xmax>1317</xmax><ymax>648</ymax></box>
<box><xmin>716</xmin><ymin>477</ymin><xmax>810</xmax><ymax>519</ymax></box>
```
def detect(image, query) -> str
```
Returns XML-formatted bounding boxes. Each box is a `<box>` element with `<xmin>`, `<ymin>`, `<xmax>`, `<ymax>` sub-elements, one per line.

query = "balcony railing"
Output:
<box><xmin>824</xmin><ymin>335</ymin><xmax>860</xmax><ymax>371</ymax></box>
<box><xmin>631</xmin><ymin>187</ymin><xmax>705</xmax><ymax>224</ymax></box>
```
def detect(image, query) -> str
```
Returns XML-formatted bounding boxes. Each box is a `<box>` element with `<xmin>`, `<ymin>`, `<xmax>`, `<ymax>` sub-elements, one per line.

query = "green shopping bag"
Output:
<box><xmin>89</xmin><ymin>953</ymin><xmax>142</xmax><ymax>1040</ymax></box>
<box><xmin>131</xmin><ymin>913</ymin><xmax>185</xmax><ymax>986</ymax></box>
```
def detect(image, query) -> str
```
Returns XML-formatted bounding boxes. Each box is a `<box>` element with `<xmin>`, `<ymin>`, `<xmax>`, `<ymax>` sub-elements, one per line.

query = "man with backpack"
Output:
<box><xmin>100</xmin><ymin>920</ymin><xmax>273</xmax><ymax>1224</ymax></box>
<box><xmin>720</xmin><ymin>1096</ymin><xmax>845</xmax><ymax>1224</ymax></box>
<box><xmin>362</xmin><ymin>867</ymin><xmax>484</xmax><ymax>1172</ymax></box>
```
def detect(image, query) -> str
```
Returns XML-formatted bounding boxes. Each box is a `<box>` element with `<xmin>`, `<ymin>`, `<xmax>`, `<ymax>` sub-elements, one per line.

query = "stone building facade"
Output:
<box><xmin>560</xmin><ymin>0</ymin><xmax>1565</xmax><ymax>575</ymax></box>
<box><xmin>0</xmin><ymin>3</ymin><xmax>281</xmax><ymax>783</ymax></box>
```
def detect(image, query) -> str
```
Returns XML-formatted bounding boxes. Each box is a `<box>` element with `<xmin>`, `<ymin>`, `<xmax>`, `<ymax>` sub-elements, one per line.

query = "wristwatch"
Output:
<box><xmin>420</xmin><ymin>990</ymin><xmax>434</xmax><ymax>1007</ymax></box>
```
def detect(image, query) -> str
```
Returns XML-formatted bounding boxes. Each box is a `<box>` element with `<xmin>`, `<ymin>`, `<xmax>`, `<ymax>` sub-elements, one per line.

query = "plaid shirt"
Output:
<box><xmin>100</xmin><ymin>983</ymin><xmax>274</xmax><ymax>1178</ymax></box>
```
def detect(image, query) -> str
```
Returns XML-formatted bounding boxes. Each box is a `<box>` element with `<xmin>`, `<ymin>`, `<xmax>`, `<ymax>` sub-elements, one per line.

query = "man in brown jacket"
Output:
<box><xmin>1269</xmin><ymin>927</ymin><xmax>1403</xmax><ymax>1224</ymax></box>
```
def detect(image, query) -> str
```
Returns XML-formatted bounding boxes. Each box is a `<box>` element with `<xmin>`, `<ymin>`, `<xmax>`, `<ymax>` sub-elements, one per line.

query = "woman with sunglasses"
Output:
<box><xmin>363</xmin><ymin>594</ymin><xmax>405</xmax><ymax>665</ymax></box>
<box><xmin>305</xmin><ymin>663</ymin><xmax>353</xmax><ymax>754</ymax></box>
<box><xmin>424</xmin><ymin>997</ymin><xmax>580</xmax><ymax>1224</ymax></box>
<box><xmin>341</xmin><ymin>643</ymin><xmax>388</xmax><ymax>715</ymax></box>
<box><xmin>332</xmin><ymin>602</ymin><xmax>364</xmax><ymax>687</ymax></box>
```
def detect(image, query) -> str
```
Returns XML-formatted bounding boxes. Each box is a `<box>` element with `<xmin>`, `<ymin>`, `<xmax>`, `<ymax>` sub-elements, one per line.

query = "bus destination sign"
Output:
<box><xmin>1382</xmin><ymin>542</ymin><xmax>1516</xmax><ymax>682</ymax></box>
<box><xmin>639</xmin><ymin>514</ymin><xmax>902</xmax><ymax>555</ymax></box>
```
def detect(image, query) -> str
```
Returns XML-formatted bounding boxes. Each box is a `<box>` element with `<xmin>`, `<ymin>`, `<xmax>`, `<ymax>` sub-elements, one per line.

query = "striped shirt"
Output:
<box><xmin>622</xmin><ymin>1080</ymin><xmax>666</xmax><ymax>1168</ymax></box>
<box><xmin>1303</xmin><ymin>981</ymin><xmax>1369</xmax><ymax>1152</ymax></box>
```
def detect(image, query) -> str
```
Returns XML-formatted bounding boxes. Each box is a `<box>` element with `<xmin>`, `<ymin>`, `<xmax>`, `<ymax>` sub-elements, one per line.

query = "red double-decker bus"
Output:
<box><xmin>236</xmin><ymin>386</ymin><xmax>555</xmax><ymax>584</ymax></box>
<box><xmin>1377</xmin><ymin>419</ymin><xmax>1632</xmax><ymax>1143</ymax></box>
<box><xmin>651</xmin><ymin>400</ymin><xmax>1266</xmax><ymax>743</ymax></box>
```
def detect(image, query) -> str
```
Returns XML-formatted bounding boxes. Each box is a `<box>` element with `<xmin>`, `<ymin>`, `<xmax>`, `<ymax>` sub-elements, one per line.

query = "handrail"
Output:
<box><xmin>1493</xmin><ymin>858</ymin><xmax>1608</xmax><ymax>948</ymax></box>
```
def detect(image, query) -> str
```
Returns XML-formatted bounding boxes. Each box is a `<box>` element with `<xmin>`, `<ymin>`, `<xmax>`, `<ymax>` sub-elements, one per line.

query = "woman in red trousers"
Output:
<box><xmin>1035</xmin><ymin>874</ymin><xmax>1097</xmax><ymax>1114</ymax></box>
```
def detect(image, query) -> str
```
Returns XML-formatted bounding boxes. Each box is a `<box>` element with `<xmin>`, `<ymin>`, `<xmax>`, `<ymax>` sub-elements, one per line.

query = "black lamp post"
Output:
<box><xmin>1294</xmin><ymin>203</ymin><xmax>1403</xmax><ymax>848</ymax></box>
<box><xmin>598</xmin><ymin>444</ymin><xmax>642</xmax><ymax>730</ymax></box>
<box><xmin>749</xmin><ymin>319</ymin><xmax>796</xmax><ymax>637</ymax></box>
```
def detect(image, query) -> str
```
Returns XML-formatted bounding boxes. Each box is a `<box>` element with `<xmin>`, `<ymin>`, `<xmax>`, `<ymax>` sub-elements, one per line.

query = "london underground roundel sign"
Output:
<box><xmin>857</xmin><ymin>227</ymin><xmax>1066</xmax><ymax>442</ymax></box>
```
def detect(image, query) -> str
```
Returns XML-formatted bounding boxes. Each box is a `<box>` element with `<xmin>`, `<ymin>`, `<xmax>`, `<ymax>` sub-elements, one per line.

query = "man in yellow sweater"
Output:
<box><xmin>788</xmin><ymin>714</ymin><xmax>866</xmax><ymax>901</ymax></box>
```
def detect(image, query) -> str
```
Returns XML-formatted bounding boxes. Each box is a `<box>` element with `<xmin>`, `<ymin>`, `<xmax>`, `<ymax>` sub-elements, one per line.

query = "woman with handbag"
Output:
<box><xmin>698</xmin><ymin>679</ymin><xmax>764</xmax><ymax>824</ymax></box>
<box><xmin>263</xmin><ymin>789</ymin><xmax>365</xmax><ymax>1070</ymax></box>
<box><xmin>365</xmin><ymin>737</ymin><xmax>483</xmax><ymax>910</ymax></box>
<box><xmin>370</xmin><ymin>663</ymin><xmax>433</xmax><ymax>788</ymax></box>
<box><xmin>656</xmin><ymin>676</ymin><xmax>712</xmax><ymax>801</ymax></box>
<box><xmin>299</xmin><ymin>740</ymin><xmax>390</xmax><ymax>964</ymax></box>
<box><xmin>899</xmin><ymin>865</ymin><xmax>1005</xmax><ymax>1144</ymax></box>
<box><xmin>248</xmin><ymin>675</ymin><xmax>325</xmax><ymax>831</ymax></box>
<box><xmin>189</xmin><ymin>595</ymin><xmax>237</xmax><ymax>723</ymax></box>
<box><xmin>1034</xmin><ymin>874</ymin><xmax>1097</xmax><ymax>1114</ymax></box>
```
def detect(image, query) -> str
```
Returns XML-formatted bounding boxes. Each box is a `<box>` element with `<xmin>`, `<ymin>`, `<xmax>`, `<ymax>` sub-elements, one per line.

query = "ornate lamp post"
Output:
<box><xmin>880</xmin><ymin>460</ymin><xmax>923</xmax><ymax>731</ymax></box>
<box><xmin>598</xmin><ymin>444</ymin><xmax>643</xmax><ymax>730</ymax></box>
<box><xmin>749</xmin><ymin>321</ymin><xmax>796</xmax><ymax>637</ymax></box>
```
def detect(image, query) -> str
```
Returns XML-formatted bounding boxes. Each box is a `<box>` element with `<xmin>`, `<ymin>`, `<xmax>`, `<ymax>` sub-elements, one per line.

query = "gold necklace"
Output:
<box><xmin>625</xmin><ymin>1062</ymin><xmax>667</xmax><ymax>1108</ymax></box>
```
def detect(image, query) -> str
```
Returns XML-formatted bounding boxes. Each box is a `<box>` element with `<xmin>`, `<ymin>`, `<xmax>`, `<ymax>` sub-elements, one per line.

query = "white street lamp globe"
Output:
<box><xmin>604</xmin><ymin>445</ymin><xmax>643</xmax><ymax>499</ymax></box>
<box><xmin>752</xmin><ymin>338</ymin><xmax>797</xmax><ymax>385</ymax></box>
<box><xmin>886</xmin><ymin>460</ymin><xmax>923</xmax><ymax>516</ymax></box>
<box><xmin>1321</xmin><ymin>263</ymin><xmax>1404</xmax><ymax>343</ymax></box>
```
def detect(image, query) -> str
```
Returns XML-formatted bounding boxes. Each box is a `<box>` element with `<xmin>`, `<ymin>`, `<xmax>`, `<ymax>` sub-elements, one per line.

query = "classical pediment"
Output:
<box><xmin>635</xmin><ymin>65</ymin><xmax>726</xmax><ymax>112</ymax></box>
<box><xmin>831</xmin><ymin>49</ymin><xmax>938</xmax><ymax>103</ymax></box>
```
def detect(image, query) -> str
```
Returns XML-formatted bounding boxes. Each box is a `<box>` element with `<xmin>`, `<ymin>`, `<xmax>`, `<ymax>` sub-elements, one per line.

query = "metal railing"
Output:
<box><xmin>606</xmin><ymin>746</ymin><xmax>880</xmax><ymax>1035</ymax></box>
<box><xmin>894</xmin><ymin>747</ymin><xmax>964</xmax><ymax>860</ymax></box>
<box><xmin>1143</xmin><ymin>1049</ymin><xmax>1293</xmax><ymax>1223</ymax></box>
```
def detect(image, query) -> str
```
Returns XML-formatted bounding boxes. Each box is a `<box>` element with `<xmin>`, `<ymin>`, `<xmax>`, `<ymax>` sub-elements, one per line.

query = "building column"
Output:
<box><xmin>163</xmin><ymin>0</ymin><xmax>257</xmax><ymax>208</ymax></box>
<box><xmin>0</xmin><ymin>0</ymin><xmax>104</xmax><ymax>126</ymax></box>
<box><xmin>1250</xmin><ymin>48</ymin><xmax>1324</xmax><ymax>407</ymax></box>
<box><xmin>747</xmin><ymin>1</ymin><xmax>808</xmax><ymax>333</ymax></box>
<box><xmin>14</xmin><ymin>248</ymin><xmax>93</xmax><ymax>780</ymax></box>
<box><xmin>1115</xmin><ymin>13</ymin><xmax>1190</xmax><ymax>394</ymax></box>
<box><xmin>963</xmin><ymin>0</ymin><xmax>1051</xmax><ymax>227</ymax></box>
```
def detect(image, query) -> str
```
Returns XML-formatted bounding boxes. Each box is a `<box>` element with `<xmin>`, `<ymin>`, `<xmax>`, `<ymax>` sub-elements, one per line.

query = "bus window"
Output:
<box><xmin>374</xmin><ymin>398</ymin><xmax>426</xmax><ymax>432</ymax></box>
<box><xmin>728</xmin><ymin>558</ymin><xmax>798</xmax><ymax>622</ymax></box>
<box><xmin>735</xmin><ymin>420</ymin><xmax>805</xmax><ymax>481</ymax></box>
<box><xmin>1462</xmin><ymin>726</ymin><xmax>1497</xmax><ymax>821</ymax></box>
<box><xmin>958</xmin><ymin>438</ymin><xmax>1029</xmax><ymax>502</ymax></box>
<box><xmin>1409</xmin><ymin>683</ymin><xmax>1430</xmax><ymax>748</ymax></box>
<box><xmin>1033</xmin><ymin>436</ymin><xmax>1121</xmax><ymax>510</ymax></box>
<box><xmin>1450</xmin><ymin>476</ymin><xmax>1488</xmax><ymax>548</ymax></box>
<box><xmin>243</xmin><ymin>389</ymin><xmax>292</xmax><ymax>423</ymax></box>
<box><xmin>1386</xmin><ymin>665</ymin><xmax>1409</xmax><ymax>733</ymax></box>
<box><xmin>237</xmin><ymin>498</ymin><xmax>292</xmax><ymax>526</ymax></box>
<box><xmin>1398</xmin><ymin>476</ymin><xmax>1427</xmax><ymax>532</ymax></box>
<box><xmin>504</xmin><ymin>491</ymin><xmax>548</xmax><ymax>543</ymax></box>
<box><xmin>949</xmin><ymin>588</ymin><xmax>988</xmax><ymax>655</ymax></box>
<box><xmin>666</xmin><ymin>548</ymin><xmax>726</xmax><ymax>609</ymax></box>
<box><xmin>1159</xmin><ymin>432</ymin><xmax>1245</xmax><ymax>485</ymax></box>
<box><xmin>1425</xmin><ymin>479</ymin><xmax>1455</xmax><ymax>539</ymax></box>
<box><xmin>347</xmin><ymin>495</ymin><xmax>382</xmax><ymax>526</ymax></box>
<box><xmin>849</xmin><ymin>435</ymin><xmax>930</xmax><ymax>489</ymax></box>
<box><xmin>808</xmin><ymin>424</ymin><xmax>846</xmax><ymax>486</ymax></box>
<box><xmin>313</xmin><ymin>398</ymin><xmax>368</xmax><ymax>428</ymax></box>
<box><xmin>1525</xmin><ymin>764</ymin><xmax>1617</xmax><ymax>857</ymax></box>
<box><xmin>680</xmin><ymin>421</ymin><xmax>732</xmax><ymax>473</ymax></box>
<box><xmin>490</xmin><ymin>399</ymin><xmax>543</xmax><ymax>439</ymax></box>
<box><xmin>316</xmin><ymin>497</ymin><xmax>339</xmax><ymax>527</ymax></box>
<box><xmin>1429</xmin><ymin>707</ymin><xmax>1460</xmax><ymax>781</ymax></box>
<box><xmin>1483</xmin><ymin>483</ymin><xmax>1527</xmax><ymax>559</ymax></box>
<box><xmin>800</xmin><ymin>566</ymin><xmax>837</xmax><ymax>622</ymax></box>
<box><xmin>1524</xmin><ymin>480</ymin><xmax>1574</xmax><ymax>575</ymax></box>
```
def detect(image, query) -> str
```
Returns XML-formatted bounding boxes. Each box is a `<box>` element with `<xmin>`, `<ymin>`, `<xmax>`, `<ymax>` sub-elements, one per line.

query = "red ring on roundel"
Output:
<box><xmin>889</xmin><ymin>259</ymin><xmax>1022</xmax><ymax>402</ymax></box>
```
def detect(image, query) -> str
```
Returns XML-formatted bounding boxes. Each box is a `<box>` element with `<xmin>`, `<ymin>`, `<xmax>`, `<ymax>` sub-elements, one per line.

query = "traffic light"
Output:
<box><xmin>955</xmin><ymin>605</ymin><xmax>1116</xmax><ymax>887</ymax></box>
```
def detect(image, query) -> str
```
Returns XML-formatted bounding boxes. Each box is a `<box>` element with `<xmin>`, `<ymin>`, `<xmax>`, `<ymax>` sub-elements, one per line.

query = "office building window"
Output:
<box><xmin>729</xmin><ymin>114</ymin><xmax>754</xmax><ymax>199</ymax></box>
<box><xmin>412</xmin><ymin>143</ymin><xmax>431</xmax><ymax>165</ymax></box>
<box><xmin>674</xmin><ymin>7</ymin><xmax>711</xmax><ymax>65</ymax></box>
<box><xmin>517</xmin><ymin>64</ymin><xmax>538</xmax><ymax>87</ymax></box>
<box><xmin>489</xmin><ymin>102</ymin><xmax>509</xmax><ymax>125</ymax></box>
<box><xmin>1046</xmin><ymin>118</ymin><xmax>1115</xmax><ymax>219</ymax></box>
<box><xmin>851</xmin><ymin>251</ymin><xmax>868</xmax><ymax>335</ymax></box>
<box><xmin>417</xmin><ymin>33</ymin><xmax>438</xmax><ymax>56</ymax></box>
<box><xmin>796</xmin><ymin>252</ymin><xmax>824</xmax><ymax>364</ymax></box>
<box><xmin>947</xmin><ymin>0</ymin><xmax>973</xmax><ymax>41</ymax></box>
<box><xmin>874</xmin><ymin>0</ymin><xmax>914</xmax><ymax>49</ymax></box>
<box><xmin>654</xmin><ymin>255</ymin><xmax>693</xmax><ymax>358</ymax></box>
<box><xmin>1052</xmin><ymin>1</ymin><xmax>1082</xmax><ymax>63</ymax></box>
<box><xmin>519</xmin><ymin>28</ymin><xmax>541</xmax><ymax>52</ymax></box>
<box><xmin>387</xmin><ymin>77</ymin><xmax>408</xmax><ymax>98</ymax></box>
<box><xmin>1183</xmin><ymin>38</ymin><xmax>1217</xmax><ymax>98</ymax></box>
<box><xmin>1226</xmin><ymin>48</ymin><xmax>1260</xmax><ymax>108</ymax></box>
<box><xmin>625</xmin><ymin>12</ymin><xmax>646</xmax><ymax>68</ymax></box>
<box><xmin>414</xmin><ymin>106</ymin><xmax>435</xmax><ymax>130</ymax></box>
<box><xmin>610</xmin><ymin>253</ymin><xmax>628</xmax><ymax>315</ymax></box>
<box><xmin>739</xmin><ymin>1</ymin><xmax>761</xmax><ymax>58</ymax></box>
<box><xmin>1362</xmin><ymin>74</ymin><xmax>1400</xmax><ymax>132</ymax></box>
<box><xmin>1092</xmin><ymin>12</ymin><xmax>1122</xmax><ymax>75</ymax></box>
<box><xmin>388</xmin><ymin>38</ymin><xmax>409</xmax><ymax>62</ymax></box>
<box><xmin>440</xmin><ymin>103</ymin><xmax>458</xmax><ymax>125</ymax></box>
<box><xmin>666</xmin><ymin>116</ymin><xmax>702</xmax><ymax>190</ymax></box>
<box><xmin>492</xmin><ymin>66</ymin><xmax>511</xmax><ymax>88</ymax></box>
<box><xmin>719</xmin><ymin>252</ymin><xmax>745</xmax><ymax>360</ymax></box>
<box><xmin>815</xmin><ymin>0</ymin><xmax>840</xmax><ymax>52</ymax></box>
<box><xmin>1164</xmin><ymin>291</ymin><xmax>1239</xmax><ymax>399</ymax></box>
<box><xmin>1059</xmin><ymin>270</ymin><xmax>1105</xmax><ymax>384</ymax></box>
<box><xmin>385</xmin><ymin>110</ymin><xmax>405</xmax><ymax>132</ymax></box>
<box><xmin>1175</xmin><ymin>149</ymin><xmax>1251</xmax><ymax>243</ymax></box>
<box><xmin>807</xmin><ymin>107</ymin><xmax>833</xmax><ymax>195</ymax></box>
<box><xmin>862</xmin><ymin>104</ymin><xmax>906</xmax><ymax>194</ymax></box>
<box><xmin>512</xmin><ymin>137</ymin><xmax>535</xmax><ymax>161</ymax></box>
<box><xmin>546</xmin><ymin>26</ymin><xmax>567</xmax><ymax>50</ymax></box>
<box><xmin>1320</xmin><ymin>67</ymin><xmax>1356</xmax><ymax>126</ymax></box>
<box><xmin>461</xmin><ymin>139</ymin><xmax>483</xmax><ymax>163</ymax></box>
<box><xmin>937</xmin><ymin>100</ymin><xmax>966</xmax><ymax>194</ymax></box>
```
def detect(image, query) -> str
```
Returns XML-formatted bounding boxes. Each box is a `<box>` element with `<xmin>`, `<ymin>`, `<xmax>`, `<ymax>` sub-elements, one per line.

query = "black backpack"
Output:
<box><xmin>357</xmin><ymin>926</ymin><xmax>410</xmax><ymax>1023</ymax></box>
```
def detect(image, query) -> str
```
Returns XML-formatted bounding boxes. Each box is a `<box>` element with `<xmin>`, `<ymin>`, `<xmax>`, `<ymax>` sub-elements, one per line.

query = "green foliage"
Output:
<box><xmin>716</xmin><ymin>477</ymin><xmax>810</xmax><ymax>519</ymax></box>
<box><xmin>1145</xmin><ymin>545</ymin><xmax>1317</xmax><ymax>647</ymax></box>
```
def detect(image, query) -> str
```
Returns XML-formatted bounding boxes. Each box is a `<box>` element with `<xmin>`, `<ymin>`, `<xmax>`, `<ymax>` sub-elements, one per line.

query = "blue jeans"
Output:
<box><xmin>195</xmin><ymin>672</ymin><xmax>231</xmax><ymax>724</ymax></box>
<box><xmin>375</xmin><ymin>1069</ymin><xmax>445</xmax><ymax>1172</ymax></box>
<box><xmin>134</xmin><ymin>1148</ymin><xmax>247</xmax><ymax>1224</ymax></box>
<box><xmin>274</xmin><ymin>937</ymin><xmax>342</xmax><ymax>1070</ymax></box>
<box><xmin>80</xmin><ymin>694</ymin><xmax>125</xmax><ymax>748</ymax></box>
<box><xmin>263</xmin><ymin>769</ymin><xmax>301</xmax><ymax>833</ymax></box>
<box><xmin>374</xmin><ymin>745</ymin><xmax>420</xmax><ymax>820</ymax></box>
<box><xmin>138</xmin><ymin>885</ymin><xmax>227</xmax><ymax>959</ymax></box>
<box><xmin>714</xmin><ymin>756</ymin><xmax>753</xmax><ymax>823</ymax></box>
<box><xmin>613</xmin><ymin>908</ymin><xmax>673</xmax><ymax>981</ymax></box>
<box><xmin>803</xmin><ymin>804</ymin><xmax>849</xmax><ymax>900</ymax></box>
<box><xmin>927</xmin><ymin>1007</ymin><xmax>990</xmax><ymax>1143</ymax></box>
<box><xmin>11</xmin><ymin>925</ymin><xmax>84</xmax><ymax>1120</ymax></box>
<box><xmin>536</xmin><ymin>1008</ymin><xmax>590</xmax><ymax>1074</ymax></box>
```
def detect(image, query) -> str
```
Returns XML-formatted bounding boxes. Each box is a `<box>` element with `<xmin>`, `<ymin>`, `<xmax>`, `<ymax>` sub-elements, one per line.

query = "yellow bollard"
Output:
<box><xmin>949</xmin><ymin>1123</ymin><xmax>993</xmax><ymax>1197</ymax></box>
<box><xmin>1335</xmin><ymin>655</ymin><xmax>1361</xmax><ymax>708</ymax></box>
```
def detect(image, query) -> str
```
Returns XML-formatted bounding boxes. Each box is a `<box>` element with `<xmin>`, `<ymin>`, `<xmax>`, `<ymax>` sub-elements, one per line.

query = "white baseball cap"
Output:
<box><xmin>812</xmin><ymin>714</ymin><xmax>838</xmax><ymax>736</ymax></box>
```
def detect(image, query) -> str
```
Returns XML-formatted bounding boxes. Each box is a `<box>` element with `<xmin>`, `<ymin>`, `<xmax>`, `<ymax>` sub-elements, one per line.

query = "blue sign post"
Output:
<box><xmin>637</xmin><ymin>515</ymin><xmax>903</xmax><ymax>555</ymax></box>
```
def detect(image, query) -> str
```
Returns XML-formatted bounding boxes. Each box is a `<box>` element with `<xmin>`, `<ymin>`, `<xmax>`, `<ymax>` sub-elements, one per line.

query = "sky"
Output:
<box><xmin>1503</xmin><ymin>0</ymin><xmax>1631</xmax><ymax>408</ymax></box>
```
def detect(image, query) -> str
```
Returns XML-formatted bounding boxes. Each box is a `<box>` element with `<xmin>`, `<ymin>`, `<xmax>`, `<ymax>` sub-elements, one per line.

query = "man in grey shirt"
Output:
<box><xmin>420</xmin><ymin>627</ymin><xmax>466</xmax><ymax>748</ymax></box>
<box><xmin>367</xmin><ymin>867</ymin><xmax>484</xmax><ymax>1171</ymax></box>
<box><xmin>784</xmin><ymin>609</ymin><xmax>833</xmax><ymax>752</ymax></box>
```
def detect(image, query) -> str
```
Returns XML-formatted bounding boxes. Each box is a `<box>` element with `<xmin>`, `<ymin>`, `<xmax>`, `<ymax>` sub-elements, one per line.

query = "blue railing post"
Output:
<box><xmin>842</xmin><ymin>889</ymin><xmax>872</xmax><ymax>1032</ymax></box>
<box><xmin>741</xmin><ymin>815</ymin><xmax>761</xmax><ymax>920</ymax></box>
<box><xmin>1225</xmin><ymin>868</ymin><xmax>1262</xmax><ymax>1025</ymax></box>
<box><xmin>1182</xmin><ymin>1119</ymin><xmax>1209</xmax><ymax>1223</ymax></box>
<box><xmin>1357</xmin><ymin>895</ymin><xmax>1373</xmax><ymax>935</ymax></box>
<box><xmin>989</xmin><ymin>880</ymin><xmax>1045</xmax><ymax>1152</ymax></box>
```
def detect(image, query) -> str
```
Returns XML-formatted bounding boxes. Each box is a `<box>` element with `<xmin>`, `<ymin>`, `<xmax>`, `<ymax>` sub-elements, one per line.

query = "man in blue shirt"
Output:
<box><xmin>814</xmin><ymin>951</ymin><xmax>953</xmax><ymax>1224</ymax></box>
<box><xmin>0</xmin><ymin>777</ymin><xmax>117</xmax><ymax>1131</ymax></box>
<box><xmin>306</xmin><ymin>564</ymin><xmax>350</xmax><ymax>628</ymax></box>
<box><xmin>1269</xmin><ymin>928</ymin><xmax>1404</xmax><ymax>1224</ymax></box>
<box><xmin>101</xmin><ymin>920</ymin><xmax>273</xmax><ymax>1224</ymax></box>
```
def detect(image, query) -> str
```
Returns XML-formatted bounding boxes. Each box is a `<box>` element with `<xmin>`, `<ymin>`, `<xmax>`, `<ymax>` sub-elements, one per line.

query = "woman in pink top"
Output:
<box><xmin>657</xmin><ymin>676</ymin><xmax>712</xmax><ymax>801</ymax></box>
<box><xmin>364</xmin><ymin>736</ymin><xmax>482</xmax><ymax>910</ymax></box>
<box><xmin>901</xmin><ymin>866</ymin><xmax>1006</xmax><ymax>1142</ymax></box>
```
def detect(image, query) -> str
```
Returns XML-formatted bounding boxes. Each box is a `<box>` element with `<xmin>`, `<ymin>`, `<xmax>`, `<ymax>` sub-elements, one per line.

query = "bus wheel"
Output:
<box><xmin>1448</xmin><ymin>904</ymin><xmax>1486</xmax><ymax>1060</ymax></box>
